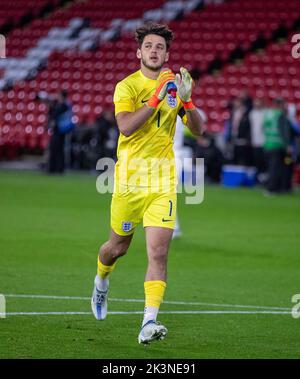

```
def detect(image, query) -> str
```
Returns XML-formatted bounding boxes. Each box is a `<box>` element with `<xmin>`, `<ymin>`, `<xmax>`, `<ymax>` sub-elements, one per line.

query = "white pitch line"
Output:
<box><xmin>4</xmin><ymin>294</ymin><xmax>290</xmax><ymax>311</ymax></box>
<box><xmin>161</xmin><ymin>310</ymin><xmax>291</xmax><ymax>315</ymax></box>
<box><xmin>5</xmin><ymin>294</ymin><xmax>89</xmax><ymax>301</ymax></box>
<box><xmin>6</xmin><ymin>312</ymin><xmax>92</xmax><ymax>316</ymax></box>
<box><xmin>4</xmin><ymin>310</ymin><xmax>291</xmax><ymax>316</ymax></box>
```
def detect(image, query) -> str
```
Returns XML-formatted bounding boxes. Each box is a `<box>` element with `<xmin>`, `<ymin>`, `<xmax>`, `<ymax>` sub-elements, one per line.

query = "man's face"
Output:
<box><xmin>254</xmin><ymin>99</ymin><xmax>263</xmax><ymax>109</ymax></box>
<box><xmin>137</xmin><ymin>34</ymin><xmax>169</xmax><ymax>72</ymax></box>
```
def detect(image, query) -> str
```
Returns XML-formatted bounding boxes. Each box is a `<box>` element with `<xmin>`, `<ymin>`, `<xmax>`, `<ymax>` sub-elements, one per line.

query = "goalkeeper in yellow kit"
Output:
<box><xmin>91</xmin><ymin>22</ymin><xmax>203</xmax><ymax>344</ymax></box>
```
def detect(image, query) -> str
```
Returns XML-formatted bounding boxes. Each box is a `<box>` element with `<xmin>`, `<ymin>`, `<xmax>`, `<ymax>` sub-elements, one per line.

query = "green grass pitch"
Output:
<box><xmin>0</xmin><ymin>170</ymin><xmax>299</xmax><ymax>358</ymax></box>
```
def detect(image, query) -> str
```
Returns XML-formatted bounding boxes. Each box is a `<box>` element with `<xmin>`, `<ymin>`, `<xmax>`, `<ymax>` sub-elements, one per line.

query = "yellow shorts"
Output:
<box><xmin>111</xmin><ymin>187</ymin><xmax>177</xmax><ymax>236</ymax></box>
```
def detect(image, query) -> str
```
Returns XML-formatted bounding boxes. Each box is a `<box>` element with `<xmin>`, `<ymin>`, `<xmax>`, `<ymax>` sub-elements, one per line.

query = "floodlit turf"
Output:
<box><xmin>0</xmin><ymin>170</ymin><xmax>300</xmax><ymax>358</ymax></box>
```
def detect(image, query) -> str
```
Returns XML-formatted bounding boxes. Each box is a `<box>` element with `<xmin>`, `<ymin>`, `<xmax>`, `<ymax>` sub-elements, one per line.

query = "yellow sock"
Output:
<box><xmin>97</xmin><ymin>257</ymin><xmax>116</xmax><ymax>280</ymax></box>
<box><xmin>143</xmin><ymin>280</ymin><xmax>166</xmax><ymax>326</ymax></box>
<box><xmin>144</xmin><ymin>280</ymin><xmax>167</xmax><ymax>308</ymax></box>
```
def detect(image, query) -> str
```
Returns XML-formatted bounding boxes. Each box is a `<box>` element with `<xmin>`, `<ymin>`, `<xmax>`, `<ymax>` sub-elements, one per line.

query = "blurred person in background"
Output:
<box><xmin>196</xmin><ymin>131</ymin><xmax>224</xmax><ymax>184</ymax></box>
<box><xmin>173</xmin><ymin>108</ymin><xmax>207</xmax><ymax>239</ymax></box>
<box><xmin>286</xmin><ymin>102</ymin><xmax>300</xmax><ymax>160</ymax></box>
<box><xmin>69</xmin><ymin>111</ymin><xmax>119</xmax><ymax>170</ymax></box>
<box><xmin>282</xmin><ymin>103</ymin><xmax>300</xmax><ymax>193</ymax></box>
<box><xmin>69</xmin><ymin>115</ymin><xmax>90</xmax><ymax>170</ymax></box>
<box><xmin>94</xmin><ymin>109</ymin><xmax>119</xmax><ymax>160</ymax></box>
<box><xmin>249</xmin><ymin>98</ymin><xmax>267</xmax><ymax>182</ymax></box>
<box><xmin>225</xmin><ymin>97</ymin><xmax>252</xmax><ymax>166</ymax></box>
<box><xmin>262</xmin><ymin>97</ymin><xmax>292</xmax><ymax>194</ymax></box>
<box><xmin>37</xmin><ymin>90</ymin><xmax>74</xmax><ymax>174</ymax></box>
<box><xmin>240</xmin><ymin>89</ymin><xmax>253</xmax><ymax>114</ymax></box>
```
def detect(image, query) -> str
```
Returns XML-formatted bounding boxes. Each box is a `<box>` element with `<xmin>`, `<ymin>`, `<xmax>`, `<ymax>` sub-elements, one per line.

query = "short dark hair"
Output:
<box><xmin>273</xmin><ymin>97</ymin><xmax>285</xmax><ymax>108</ymax></box>
<box><xmin>135</xmin><ymin>22</ymin><xmax>174</xmax><ymax>50</ymax></box>
<box><xmin>60</xmin><ymin>90</ymin><xmax>68</xmax><ymax>99</ymax></box>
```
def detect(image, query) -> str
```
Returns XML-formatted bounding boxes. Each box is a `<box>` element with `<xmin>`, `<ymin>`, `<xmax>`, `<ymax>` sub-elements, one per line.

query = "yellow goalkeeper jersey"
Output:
<box><xmin>113</xmin><ymin>69</ymin><xmax>186</xmax><ymax>191</ymax></box>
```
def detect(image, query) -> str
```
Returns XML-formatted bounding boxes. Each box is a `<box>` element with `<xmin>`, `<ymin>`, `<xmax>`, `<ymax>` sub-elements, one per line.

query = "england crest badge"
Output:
<box><xmin>122</xmin><ymin>221</ymin><xmax>133</xmax><ymax>232</ymax></box>
<box><xmin>167</xmin><ymin>94</ymin><xmax>177</xmax><ymax>108</ymax></box>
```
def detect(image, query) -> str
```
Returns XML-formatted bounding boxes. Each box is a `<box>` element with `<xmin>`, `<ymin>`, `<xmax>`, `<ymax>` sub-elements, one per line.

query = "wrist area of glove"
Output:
<box><xmin>146</xmin><ymin>95</ymin><xmax>161</xmax><ymax>109</ymax></box>
<box><xmin>182</xmin><ymin>98</ymin><xmax>196</xmax><ymax>111</ymax></box>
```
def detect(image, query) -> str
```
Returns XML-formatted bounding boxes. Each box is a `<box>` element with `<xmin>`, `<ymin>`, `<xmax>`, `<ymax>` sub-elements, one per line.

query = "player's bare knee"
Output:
<box><xmin>149</xmin><ymin>245</ymin><xmax>168</xmax><ymax>263</ymax></box>
<box><xmin>99</xmin><ymin>241</ymin><xmax>109</xmax><ymax>254</ymax></box>
<box><xmin>111</xmin><ymin>243</ymin><xmax>128</xmax><ymax>259</ymax></box>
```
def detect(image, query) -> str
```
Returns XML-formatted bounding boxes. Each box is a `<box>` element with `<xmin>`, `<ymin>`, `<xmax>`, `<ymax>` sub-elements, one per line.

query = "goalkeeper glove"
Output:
<box><xmin>147</xmin><ymin>68</ymin><xmax>175</xmax><ymax>109</ymax></box>
<box><xmin>175</xmin><ymin>67</ymin><xmax>195</xmax><ymax>111</ymax></box>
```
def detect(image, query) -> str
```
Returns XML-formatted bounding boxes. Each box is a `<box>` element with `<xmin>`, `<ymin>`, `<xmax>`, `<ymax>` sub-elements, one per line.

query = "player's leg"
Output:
<box><xmin>92</xmin><ymin>229</ymin><xmax>133</xmax><ymax>320</ymax></box>
<box><xmin>99</xmin><ymin>228</ymin><xmax>133</xmax><ymax>266</ymax></box>
<box><xmin>92</xmin><ymin>187</ymin><xmax>141</xmax><ymax>321</ymax></box>
<box><xmin>138</xmin><ymin>226</ymin><xmax>173</xmax><ymax>344</ymax></box>
<box><xmin>138</xmin><ymin>192</ymin><xmax>176</xmax><ymax>344</ymax></box>
<box><xmin>96</xmin><ymin>228</ymin><xmax>133</xmax><ymax>289</ymax></box>
<box><xmin>144</xmin><ymin>226</ymin><xmax>173</xmax><ymax>282</ymax></box>
<box><xmin>144</xmin><ymin>225</ymin><xmax>173</xmax><ymax>318</ymax></box>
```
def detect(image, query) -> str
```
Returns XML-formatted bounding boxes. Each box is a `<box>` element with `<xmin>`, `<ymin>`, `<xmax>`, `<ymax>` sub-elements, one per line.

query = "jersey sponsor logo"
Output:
<box><xmin>122</xmin><ymin>221</ymin><xmax>133</xmax><ymax>232</ymax></box>
<box><xmin>167</xmin><ymin>94</ymin><xmax>177</xmax><ymax>108</ymax></box>
<box><xmin>141</xmin><ymin>98</ymin><xmax>149</xmax><ymax>103</ymax></box>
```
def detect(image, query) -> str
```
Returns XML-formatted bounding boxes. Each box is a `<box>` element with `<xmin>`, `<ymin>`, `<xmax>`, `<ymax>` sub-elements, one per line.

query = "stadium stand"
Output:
<box><xmin>196</xmin><ymin>34</ymin><xmax>300</xmax><ymax>132</ymax></box>
<box><xmin>0</xmin><ymin>0</ymin><xmax>299</xmax><ymax>159</ymax></box>
<box><xmin>0</xmin><ymin>0</ymin><xmax>67</xmax><ymax>34</ymax></box>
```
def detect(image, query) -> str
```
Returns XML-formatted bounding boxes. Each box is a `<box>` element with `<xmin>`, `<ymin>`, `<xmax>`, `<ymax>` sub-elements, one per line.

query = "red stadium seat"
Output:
<box><xmin>2</xmin><ymin>0</ymin><xmax>300</xmax><ymax>153</ymax></box>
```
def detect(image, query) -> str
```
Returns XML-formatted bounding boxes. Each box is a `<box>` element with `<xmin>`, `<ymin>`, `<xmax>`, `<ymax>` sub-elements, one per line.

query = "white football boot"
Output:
<box><xmin>91</xmin><ymin>276</ymin><xmax>108</xmax><ymax>320</ymax></box>
<box><xmin>138</xmin><ymin>320</ymin><xmax>168</xmax><ymax>344</ymax></box>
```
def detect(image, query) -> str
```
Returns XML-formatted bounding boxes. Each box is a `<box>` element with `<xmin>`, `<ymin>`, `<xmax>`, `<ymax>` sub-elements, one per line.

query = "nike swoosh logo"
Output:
<box><xmin>162</xmin><ymin>218</ymin><xmax>172</xmax><ymax>222</ymax></box>
<box><xmin>141</xmin><ymin>99</ymin><xmax>150</xmax><ymax>103</ymax></box>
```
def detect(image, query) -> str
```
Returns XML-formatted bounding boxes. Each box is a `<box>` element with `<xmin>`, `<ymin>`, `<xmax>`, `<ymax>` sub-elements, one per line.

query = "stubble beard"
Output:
<box><xmin>141</xmin><ymin>57</ymin><xmax>164</xmax><ymax>72</ymax></box>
